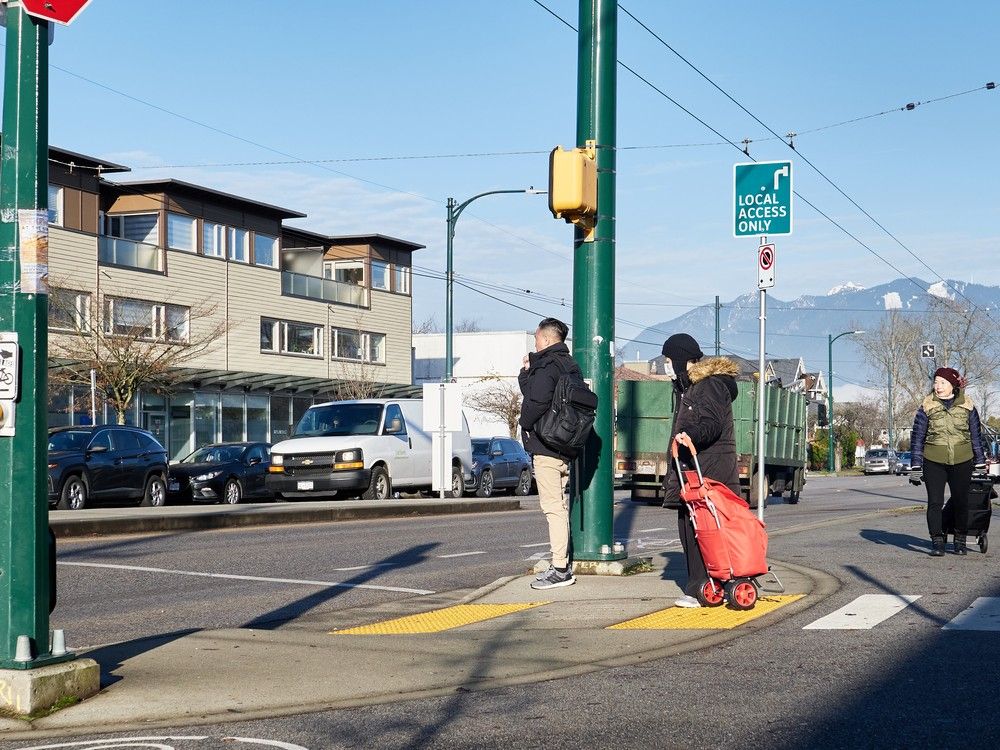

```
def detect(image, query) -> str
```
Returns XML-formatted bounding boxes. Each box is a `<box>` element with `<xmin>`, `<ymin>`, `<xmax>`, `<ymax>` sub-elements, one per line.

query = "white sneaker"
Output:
<box><xmin>674</xmin><ymin>595</ymin><xmax>701</xmax><ymax>608</ymax></box>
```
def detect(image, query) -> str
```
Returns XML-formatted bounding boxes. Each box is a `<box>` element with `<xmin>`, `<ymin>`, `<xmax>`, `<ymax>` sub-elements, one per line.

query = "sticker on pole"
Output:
<box><xmin>0</xmin><ymin>332</ymin><xmax>19</xmax><ymax>401</ymax></box>
<box><xmin>18</xmin><ymin>209</ymin><xmax>49</xmax><ymax>294</ymax></box>
<box><xmin>758</xmin><ymin>243</ymin><xmax>775</xmax><ymax>289</ymax></box>
<box><xmin>734</xmin><ymin>160</ymin><xmax>793</xmax><ymax>237</ymax></box>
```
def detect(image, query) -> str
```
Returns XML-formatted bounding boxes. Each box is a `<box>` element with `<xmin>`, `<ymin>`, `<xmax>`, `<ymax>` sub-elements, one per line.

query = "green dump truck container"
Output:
<box><xmin>615</xmin><ymin>378</ymin><xmax>808</xmax><ymax>505</ymax></box>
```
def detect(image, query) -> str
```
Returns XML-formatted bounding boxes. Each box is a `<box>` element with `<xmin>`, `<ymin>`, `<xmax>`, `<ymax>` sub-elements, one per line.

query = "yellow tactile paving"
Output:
<box><xmin>332</xmin><ymin>602</ymin><xmax>548</xmax><ymax>635</ymax></box>
<box><xmin>607</xmin><ymin>595</ymin><xmax>805</xmax><ymax>630</ymax></box>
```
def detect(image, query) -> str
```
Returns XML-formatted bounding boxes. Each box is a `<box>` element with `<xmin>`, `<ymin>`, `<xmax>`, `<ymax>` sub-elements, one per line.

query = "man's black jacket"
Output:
<box><xmin>518</xmin><ymin>342</ymin><xmax>580</xmax><ymax>460</ymax></box>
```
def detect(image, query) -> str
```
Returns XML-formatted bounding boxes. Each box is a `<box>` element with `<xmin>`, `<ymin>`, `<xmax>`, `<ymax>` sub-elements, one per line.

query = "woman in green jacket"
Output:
<box><xmin>909</xmin><ymin>367</ymin><xmax>986</xmax><ymax>556</ymax></box>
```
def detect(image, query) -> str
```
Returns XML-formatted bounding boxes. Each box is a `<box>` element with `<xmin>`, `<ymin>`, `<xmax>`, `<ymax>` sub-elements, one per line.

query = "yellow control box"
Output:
<box><xmin>548</xmin><ymin>143</ymin><xmax>597</xmax><ymax>222</ymax></box>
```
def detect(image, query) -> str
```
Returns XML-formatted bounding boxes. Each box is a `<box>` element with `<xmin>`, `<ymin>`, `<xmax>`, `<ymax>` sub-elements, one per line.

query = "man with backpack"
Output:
<box><xmin>518</xmin><ymin>317</ymin><xmax>587</xmax><ymax>590</ymax></box>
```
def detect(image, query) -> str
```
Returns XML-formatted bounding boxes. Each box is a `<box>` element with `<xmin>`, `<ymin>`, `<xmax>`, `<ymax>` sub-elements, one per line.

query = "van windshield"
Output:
<box><xmin>294</xmin><ymin>403</ymin><xmax>385</xmax><ymax>437</ymax></box>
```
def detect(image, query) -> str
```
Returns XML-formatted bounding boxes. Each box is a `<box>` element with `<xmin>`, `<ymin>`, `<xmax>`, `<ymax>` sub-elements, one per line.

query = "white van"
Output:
<box><xmin>266</xmin><ymin>399</ymin><xmax>473</xmax><ymax>500</ymax></box>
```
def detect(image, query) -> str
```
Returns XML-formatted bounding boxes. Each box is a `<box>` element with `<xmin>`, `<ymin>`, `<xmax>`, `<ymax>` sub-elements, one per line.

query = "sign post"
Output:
<box><xmin>735</xmin><ymin>161</ymin><xmax>792</xmax><ymax>521</ymax></box>
<box><xmin>423</xmin><ymin>383</ymin><xmax>462</xmax><ymax>498</ymax></box>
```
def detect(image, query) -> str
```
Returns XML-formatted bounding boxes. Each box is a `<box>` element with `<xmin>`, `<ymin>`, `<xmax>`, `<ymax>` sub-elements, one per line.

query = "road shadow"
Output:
<box><xmin>242</xmin><ymin>542</ymin><xmax>441</xmax><ymax>629</ymax></box>
<box><xmin>83</xmin><ymin>628</ymin><xmax>197</xmax><ymax>688</ymax></box>
<box><xmin>859</xmin><ymin>528</ymin><xmax>932</xmax><ymax>554</ymax></box>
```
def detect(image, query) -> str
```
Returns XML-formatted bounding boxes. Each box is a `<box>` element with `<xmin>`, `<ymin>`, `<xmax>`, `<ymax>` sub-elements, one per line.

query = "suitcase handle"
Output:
<box><xmin>672</xmin><ymin>435</ymin><xmax>705</xmax><ymax>491</ymax></box>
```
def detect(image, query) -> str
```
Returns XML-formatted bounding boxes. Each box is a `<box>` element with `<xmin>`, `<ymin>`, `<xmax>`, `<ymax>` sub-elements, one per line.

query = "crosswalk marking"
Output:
<box><xmin>803</xmin><ymin>594</ymin><xmax>921</xmax><ymax>630</ymax></box>
<box><xmin>943</xmin><ymin>597</ymin><xmax>1000</xmax><ymax>631</ymax></box>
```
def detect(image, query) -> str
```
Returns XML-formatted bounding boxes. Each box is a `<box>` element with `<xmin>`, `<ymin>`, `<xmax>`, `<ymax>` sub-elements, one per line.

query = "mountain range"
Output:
<box><xmin>622</xmin><ymin>278</ymin><xmax>998</xmax><ymax>389</ymax></box>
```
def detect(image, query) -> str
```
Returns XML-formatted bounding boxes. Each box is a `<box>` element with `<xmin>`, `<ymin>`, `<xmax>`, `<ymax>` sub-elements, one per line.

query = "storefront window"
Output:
<box><xmin>222</xmin><ymin>394</ymin><xmax>245</xmax><ymax>442</ymax></box>
<box><xmin>247</xmin><ymin>395</ymin><xmax>269</xmax><ymax>442</ymax></box>
<box><xmin>169</xmin><ymin>394</ymin><xmax>194</xmax><ymax>461</ymax></box>
<box><xmin>194</xmin><ymin>393</ymin><xmax>220</xmax><ymax>450</ymax></box>
<box><xmin>270</xmin><ymin>395</ymin><xmax>291</xmax><ymax>443</ymax></box>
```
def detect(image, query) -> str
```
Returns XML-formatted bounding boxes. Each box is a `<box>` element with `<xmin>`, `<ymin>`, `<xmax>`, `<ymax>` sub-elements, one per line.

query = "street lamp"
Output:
<box><xmin>828</xmin><ymin>330</ymin><xmax>865</xmax><ymax>472</ymax></box>
<box><xmin>444</xmin><ymin>188</ymin><xmax>547</xmax><ymax>381</ymax></box>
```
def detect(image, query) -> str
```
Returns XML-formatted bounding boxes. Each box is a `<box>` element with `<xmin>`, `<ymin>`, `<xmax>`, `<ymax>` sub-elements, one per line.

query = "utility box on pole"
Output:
<box><xmin>548</xmin><ymin>142</ymin><xmax>597</xmax><ymax>237</ymax></box>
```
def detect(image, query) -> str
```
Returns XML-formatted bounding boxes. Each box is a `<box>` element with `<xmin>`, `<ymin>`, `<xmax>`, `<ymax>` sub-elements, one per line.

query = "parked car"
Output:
<box><xmin>168</xmin><ymin>442</ymin><xmax>272</xmax><ymax>504</ymax></box>
<box><xmin>894</xmin><ymin>451</ymin><xmax>913</xmax><ymax>475</ymax></box>
<box><xmin>47</xmin><ymin>425</ymin><xmax>169</xmax><ymax>510</ymax></box>
<box><xmin>470</xmin><ymin>437</ymin><xmax>533</xmax><ymax>498</ymax></box>
<box><xmin>266</xmin><ymin>399</ymin><xmax>474</xmax><ymax>501</ymax></box>
<box><xmin>863</xmin><ymin>449</ymin><xmax>897</xmax><ymax>475</ymax></box>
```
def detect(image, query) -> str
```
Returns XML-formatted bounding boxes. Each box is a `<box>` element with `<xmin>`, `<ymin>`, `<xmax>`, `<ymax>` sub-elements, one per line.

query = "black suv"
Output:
<box><xmin>48</xmin><ymin>426</ymin><xmax>169</xmax><ymax>510</ymax></box>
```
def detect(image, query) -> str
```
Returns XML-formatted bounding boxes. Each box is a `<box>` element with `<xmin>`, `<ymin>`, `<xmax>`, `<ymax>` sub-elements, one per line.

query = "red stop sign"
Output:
<box><xmin>19</xmin><ymin>0</ymin><xmax>92</xmax><ymax>25</ymax></box>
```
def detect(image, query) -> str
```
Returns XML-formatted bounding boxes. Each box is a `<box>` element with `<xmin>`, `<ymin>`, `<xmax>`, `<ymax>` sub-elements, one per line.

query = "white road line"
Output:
<box><xmin>436</xmin><ymin>551</ymin><xmax>487</xmax><ymax>559</ymax></box>
<box><xmin>803</xmin><ymin>594</ymin><xmax>921</xmax><ymax>630</ymax></box>
<box><xmin>519</xmin><ymin>542</ymin><xmax>550</xmax><ymax>548</ymax></box>
<box><xmin>637</xmin><ymin>527</ymin><xmax>669</xmax><ymax>533</ymax></box>
<box><xmin>57</xmin><ymin>561</ymin><xmax>435</xmax><ymax>596</ymax></box>
<box><xmin>943</xmin><ymin>597</ymin><xmax>1000</xmax><ymax>631</ymax></box>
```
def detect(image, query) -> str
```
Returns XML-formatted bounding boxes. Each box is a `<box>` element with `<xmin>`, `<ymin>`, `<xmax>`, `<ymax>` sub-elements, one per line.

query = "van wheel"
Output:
<box><xmin>363</xmin><ymin>466</ymin><xmax>392</xmax><ymax>500</ymax></box>
<box><xmin>58</xmin><ymin>476</ymin><xmax>87</xmax><ymax>510</ymax></box>
<box><xmin>445</xmin><ymin>465</ymin><xmax>464</xmax><ymax>498</ymax></box>
<box><xmin>141</xmin><ymin>475</ymin><xmax>167</xmax><ymax>507</ymax></box>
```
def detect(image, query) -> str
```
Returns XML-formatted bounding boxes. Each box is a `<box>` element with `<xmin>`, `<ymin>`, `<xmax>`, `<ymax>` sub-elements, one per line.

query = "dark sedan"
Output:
<box><xmin>168</xmin><ymin>443</ymin><xmax>272</xmax><ymax>504</ymax></box>
<box><xmin>469</xmin><ymin>437</ymin><xmax>533</xmax><ymax>498</ymax></box>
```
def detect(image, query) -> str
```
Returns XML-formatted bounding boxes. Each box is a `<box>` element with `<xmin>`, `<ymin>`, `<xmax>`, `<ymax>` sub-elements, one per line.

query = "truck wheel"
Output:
<box><xmin>362</xmin><ymin>466</ymin><xmax>392</xmax><ymax>500</ymax></box>
<box><xmin>57</xmin><ymin>476</ymin><xmax>87</xmax><ymax>511</ymax></box>
<box><xmin>788</xmin><ymin>490</ymin><xmax>800</xmax><ymax>504</ymax></box>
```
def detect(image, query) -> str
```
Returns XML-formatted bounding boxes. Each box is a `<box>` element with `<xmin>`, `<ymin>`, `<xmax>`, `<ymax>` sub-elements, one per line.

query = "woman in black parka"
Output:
<box><xmin>660</xmin><ymin>333</ymin><xmax>741</xmax><ymax>608</ymax></box>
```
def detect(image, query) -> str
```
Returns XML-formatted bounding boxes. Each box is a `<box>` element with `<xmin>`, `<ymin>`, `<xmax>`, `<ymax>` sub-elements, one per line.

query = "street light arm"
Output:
<box><xmin>452</xmin><ymin>189</ymin><xmax>532</xmax><ymax>223</ymax></box>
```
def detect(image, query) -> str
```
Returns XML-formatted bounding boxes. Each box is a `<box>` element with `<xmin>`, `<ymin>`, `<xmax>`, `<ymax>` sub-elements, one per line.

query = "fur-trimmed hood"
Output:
<box><xmin>688</xmin><ymin>356</ymin><xmax>741</xmax><ymax>383</ymax></box>
<box><xmin>688</xmin><ymin>357</ymin><xmax>740</xmax><ymax>402</ymax></box>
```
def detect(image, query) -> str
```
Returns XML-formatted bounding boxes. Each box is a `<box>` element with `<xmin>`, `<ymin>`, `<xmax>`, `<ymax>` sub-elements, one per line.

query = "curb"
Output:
<box><xmin>49</xmin><ymin>498</ymin><xmax>522</xmax><ymax>538</ymax></box>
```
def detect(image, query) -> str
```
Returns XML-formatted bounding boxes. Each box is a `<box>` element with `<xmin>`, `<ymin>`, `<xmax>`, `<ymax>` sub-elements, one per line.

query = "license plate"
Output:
<box><xmin>168</xmin><ymin>481</ymin><xmax>179</xmax><ymax>492</ymax></box>
<box><xmin>297</xmin><ymin>480</ymin><xmax>314</xmax><ymax>491</ymax></box>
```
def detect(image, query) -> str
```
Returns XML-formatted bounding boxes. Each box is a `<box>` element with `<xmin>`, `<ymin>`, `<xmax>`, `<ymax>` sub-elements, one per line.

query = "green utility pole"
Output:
<box><xmin>0</xmin><ymin>6</ymin><xmax>60</xmax><ymax>669</ymax></box>
<box><xmin>569</xmin><ymin>0</ymin><xmax>622</xmax><ymax>561</ymax></box>
<box><xmin>827</xmin><ymin>330</ymin><xmax>863</xmax><ymax>473</ymax></box>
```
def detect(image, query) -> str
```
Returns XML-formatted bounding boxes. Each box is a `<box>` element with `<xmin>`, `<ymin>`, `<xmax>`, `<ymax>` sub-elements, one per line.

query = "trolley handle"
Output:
<box><xmin>671</xmin><ymin>434</ymin><xmax>705</xmax><ymax>490</ymax></box>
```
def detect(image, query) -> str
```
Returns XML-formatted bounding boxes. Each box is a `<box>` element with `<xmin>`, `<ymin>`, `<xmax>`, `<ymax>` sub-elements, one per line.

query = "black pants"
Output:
<box><xmin>677</xmin><ymin>505</ymin><xmax>709</xmax><ymax>597</ymax></box>
<box><xmin>923</xmin><ymin>458</ymin><xmax>972</xmax><ymax>537</ymax></box>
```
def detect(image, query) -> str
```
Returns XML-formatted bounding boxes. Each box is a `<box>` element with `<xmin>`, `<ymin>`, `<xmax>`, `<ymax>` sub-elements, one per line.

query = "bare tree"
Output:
<box><xmin>331</xmin><ymin>315</ymin><xmax>389</xmax><ymax>400</ymax></box>
<box><xmin>454</xmin><ymin>317</ymin><xmax>483</xmax><ymax>333</ymax></box>
<box><xmin>48</xmin><ymin>283</ymin><xmax>229</xmax><ymax>425</ymax></box>
<box><xmin>412</xmin><ymin>315</ymin><xmax>440</xmax><ymax>334</ymax></box>
<box><xmin>464</xmin><ymin>374</ymin><xmax>522</xmax><ymax>438</ymax></box>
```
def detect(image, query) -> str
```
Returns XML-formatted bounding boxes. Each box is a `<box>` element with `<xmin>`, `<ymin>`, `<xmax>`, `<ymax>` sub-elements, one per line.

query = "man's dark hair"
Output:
<box><xmin>538</xmin><ymin>317</ymin><xmax>569</xmax><ymax>342</ymax></box>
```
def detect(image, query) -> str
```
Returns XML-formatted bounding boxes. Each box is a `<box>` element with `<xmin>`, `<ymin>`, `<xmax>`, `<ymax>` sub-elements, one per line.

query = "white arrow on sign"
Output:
<box><xmin>773</xmin><ymin>164</ymin><xmax>789</xmax><ymax>190</ymax></box>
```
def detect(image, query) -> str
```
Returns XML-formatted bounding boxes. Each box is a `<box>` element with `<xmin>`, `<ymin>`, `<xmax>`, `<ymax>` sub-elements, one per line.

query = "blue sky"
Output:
<box><xmin>13</xmin><ymin>0</ymin><xmax>999</xmax><ymax>359</ymax></box>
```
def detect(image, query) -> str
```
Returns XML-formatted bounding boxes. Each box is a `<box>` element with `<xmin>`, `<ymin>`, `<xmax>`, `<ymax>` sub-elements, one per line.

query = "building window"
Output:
<box><xmin>228</xmin><ymin>227</ymin><xmax>249</xmax><ymax>263</ymax></box>
<box><xmin>324</xmin><ymin>259</ymin><xmax>365</xmax><ymax>286</ymax></box>
<box><xmin>49</xmin><ymin>290</ymin><xmax>90</xmax><ymax>332</ymax></box>
<box><xmin>202</xmin><ymin>221</ymin><xmax>225</xmax><ymax>258</ymax></box>
<box><xmin>332</xmin><ymin>328</ymin><xmax>386</xmax><ymax>364</ymax></box>
<box><xmin>104</xmin><ymin>297</ymin><xmax>190</xmax><ymax>343</ymax></box>
<box><xmin>48</xmin><ymin>184</ymin><xmax>64</xmax><ymax>226</ymax></box>
<box><xmin>260</xmin><ymin>317</ymin><xmax>323</xmax><ymax>358</ymax></box>
<box><xmin>394</xmin><ymin>265</ymin><xmax>410</xmax><ymax>295</ymax></box>
<box><xmin>371</xmin><ymin>260</ymin><xmax>390</xmax><ymax>290</ymax></box>
<box><xmin>254</xmin><ymin>233</ymin><xmax>278</xmax><ymax>268</ymax></box>
<box><xmin>167</xmin><ymin>213</ymin><xmax>196</xmax><ymax>252</ymax></box>
<box><xmin>107</xmin><ymin>213</ymin><xmax>159</xmax><ymax>244</ymax></box>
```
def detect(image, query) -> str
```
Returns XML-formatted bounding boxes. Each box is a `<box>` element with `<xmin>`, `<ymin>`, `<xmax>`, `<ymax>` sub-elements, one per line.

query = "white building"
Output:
<box><xmin>412</xmin><ymin>331</ymin><xmax>539</xmax><ymax>438</ymax></box>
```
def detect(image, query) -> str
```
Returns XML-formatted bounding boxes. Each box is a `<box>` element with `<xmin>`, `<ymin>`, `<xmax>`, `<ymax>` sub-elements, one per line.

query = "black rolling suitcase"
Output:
<box><xmin>943</xmin><ymin>476</ymin><xmax>994</xmax><ymax>554</ymax></box>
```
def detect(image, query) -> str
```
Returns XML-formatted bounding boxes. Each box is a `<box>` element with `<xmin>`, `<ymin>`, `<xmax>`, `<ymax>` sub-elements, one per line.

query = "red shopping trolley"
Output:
<box><xmin>672</xmin><ymin>435</ymin><xmax>770</xmax><ymax>610</ymax></box>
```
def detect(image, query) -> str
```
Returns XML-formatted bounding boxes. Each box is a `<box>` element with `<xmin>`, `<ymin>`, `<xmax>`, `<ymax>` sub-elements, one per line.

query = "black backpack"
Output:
<box><xmin>534</xmin><ymin>356</ymin><xmax>598</xmax><ymax>458</ymax></box>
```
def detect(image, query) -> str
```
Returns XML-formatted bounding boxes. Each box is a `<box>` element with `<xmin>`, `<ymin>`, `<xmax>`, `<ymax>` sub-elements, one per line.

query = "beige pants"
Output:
<box><xmin>533</xmin><ymin>455</ymin><xmax>571</xmax><ymax>568</ymax></box>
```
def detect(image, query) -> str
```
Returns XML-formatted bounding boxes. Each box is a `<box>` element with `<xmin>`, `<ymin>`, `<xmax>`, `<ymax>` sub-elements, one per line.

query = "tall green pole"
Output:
<box><xmin>0</xmin><ymin>5</ymin><xmax>57</xmax><ymax>668</ymax></box>
<box><xmin>570</xmin><ymin>0</ymin><xmax>622</xmax><ymax>561</ymax></box>
<box><xmin>827</xmin><ymin>334</ymin><xmax>835</xmax><ymax>473</ymax></box>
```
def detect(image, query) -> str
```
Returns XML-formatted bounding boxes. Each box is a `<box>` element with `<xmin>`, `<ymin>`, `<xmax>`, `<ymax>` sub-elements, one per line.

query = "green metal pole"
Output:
<box><xmin>0</xmin><ymin>5</ymin><xmax>58</xmax><ymax>668</ymax></box>
<box><xmin>570</xmin><ymin>0</ymin><xmax>621</xmax><ymax>561</ymax></box>
<box><xmin>827</xmin><ymin>334</ymin><xmax>834</xmax><ymax>472</ymax></box>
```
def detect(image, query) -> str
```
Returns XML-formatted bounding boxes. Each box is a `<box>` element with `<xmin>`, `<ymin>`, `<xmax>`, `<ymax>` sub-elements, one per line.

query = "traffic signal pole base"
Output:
<box><xmin>0</xmin><ymin>658</ymin><xmax>98</xmax><ymax>717</ymax></box>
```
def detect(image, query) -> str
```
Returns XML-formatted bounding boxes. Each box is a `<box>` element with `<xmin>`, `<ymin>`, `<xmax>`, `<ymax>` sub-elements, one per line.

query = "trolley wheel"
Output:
<box><xmin>697</xmin><ymin>579</ymin><xmax>725</xmax><ymax>607</ymax></box>
<box><xmin>980</xmin><ymin>534</ymin><xmax>988</xmax><ymax>554</ymax></box>
<box><xmin>726</xmin><ymin>579</ymin><xmax>758</xmax><ymax>611</ymax></box>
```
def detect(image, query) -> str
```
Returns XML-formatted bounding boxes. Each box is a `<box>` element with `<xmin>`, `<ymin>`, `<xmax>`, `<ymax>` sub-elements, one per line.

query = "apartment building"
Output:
<box><xmin>45</xmin><ymin>148</ymin><xmax>422</xmax><ymax>459</ymax></box>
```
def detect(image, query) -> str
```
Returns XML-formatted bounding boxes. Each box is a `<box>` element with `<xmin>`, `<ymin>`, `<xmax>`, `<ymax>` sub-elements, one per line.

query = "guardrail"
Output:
<box><xmin>281</xmin><ymin>270</ymin><xmax>368</xmax><ymax>307</ymax></box>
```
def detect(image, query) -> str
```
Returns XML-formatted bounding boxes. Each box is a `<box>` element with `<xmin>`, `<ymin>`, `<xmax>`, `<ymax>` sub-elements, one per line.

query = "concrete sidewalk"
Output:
<box><xmin>49</xmin><ymin>496</ymin><xmax>521</xmax><ymax>538</ymax></box>
<box><xmin>0</xmin><ymin>555</ymin><xmax>835</xmax><ymax>740</ymax></box>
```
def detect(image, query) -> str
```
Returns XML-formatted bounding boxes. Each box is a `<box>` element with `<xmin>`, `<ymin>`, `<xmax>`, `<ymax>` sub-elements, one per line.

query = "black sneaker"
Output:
<box><xmin>530</xmin><ymin>566</ymin><xmax>575</xmax><ymax>590</ymax></box>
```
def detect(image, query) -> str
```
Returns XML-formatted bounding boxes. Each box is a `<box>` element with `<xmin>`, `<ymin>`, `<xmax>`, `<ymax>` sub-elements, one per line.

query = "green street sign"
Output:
<box><xmin>734</xmin><ymin>160</ymin><xmax>793</xmax><ymax>237</ymax></box>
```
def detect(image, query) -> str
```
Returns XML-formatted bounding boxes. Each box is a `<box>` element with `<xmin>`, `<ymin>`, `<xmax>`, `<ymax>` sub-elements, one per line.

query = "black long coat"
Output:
<box><xmin>662</xmin><ymin>357</ymin><xmax>741</xmax><ymax>507</ymax></box>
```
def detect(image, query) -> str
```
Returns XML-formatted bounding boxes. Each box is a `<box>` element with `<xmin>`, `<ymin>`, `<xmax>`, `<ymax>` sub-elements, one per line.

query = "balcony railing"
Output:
<box><xmin>99</xmin><ymin>236</ymin><xmax>163</xmax><ymax>273</ymax></box>
<box><xmin>281</xmin><ymin>270</ymin><xmax>369</xmax><ymax>307</ymax></box>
